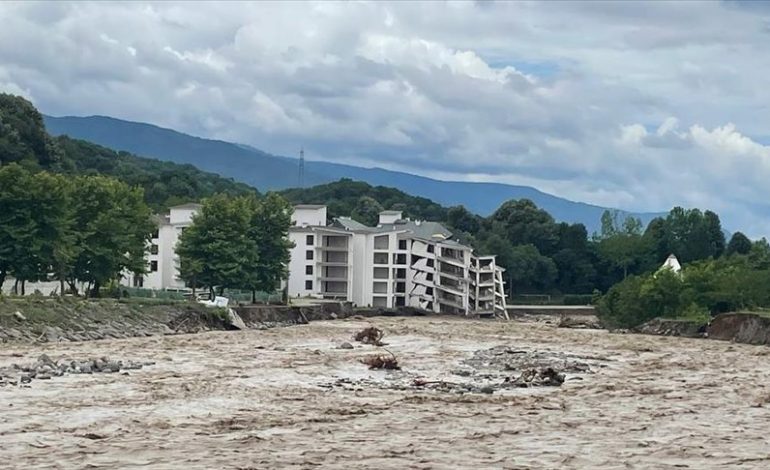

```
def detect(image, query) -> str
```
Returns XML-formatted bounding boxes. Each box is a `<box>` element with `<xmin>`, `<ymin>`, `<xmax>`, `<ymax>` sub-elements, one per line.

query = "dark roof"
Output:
<box><xmin>294</xmin><ymin>204</ymin><xmax>326</xmax><ymax>209</ymax></box>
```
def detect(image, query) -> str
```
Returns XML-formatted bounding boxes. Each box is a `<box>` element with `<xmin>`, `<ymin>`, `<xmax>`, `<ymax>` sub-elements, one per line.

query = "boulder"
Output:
<box><xmin>226</xmin><ymin>308</ymin><xmax>247</xmax><ymax>330</ymax></box>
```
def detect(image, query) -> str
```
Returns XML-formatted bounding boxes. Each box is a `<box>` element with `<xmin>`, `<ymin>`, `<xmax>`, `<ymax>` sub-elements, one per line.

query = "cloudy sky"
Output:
<box><xmin>2</xmin><ymin>1</ymin><xmax>770</xmax><ymax>234</ymax></box>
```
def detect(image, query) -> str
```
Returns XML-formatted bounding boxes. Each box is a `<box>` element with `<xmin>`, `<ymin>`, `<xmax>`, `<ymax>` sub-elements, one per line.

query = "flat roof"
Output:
<box><xmin>294</xmin><ymin>204</ymin><xmax>326</xmax><ymax>209</ymax></box>
<box><xmin>170</xmin><ymin>202</ymin><xmax>202</xmax><ymax>210</ymax></box>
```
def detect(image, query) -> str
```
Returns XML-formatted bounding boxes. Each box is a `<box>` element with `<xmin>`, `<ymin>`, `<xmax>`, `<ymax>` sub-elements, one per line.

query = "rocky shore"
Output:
<box><xmin>0</xmin><ymin>297</ymin><xmax>425</xmax><ymax>344</ymax></box>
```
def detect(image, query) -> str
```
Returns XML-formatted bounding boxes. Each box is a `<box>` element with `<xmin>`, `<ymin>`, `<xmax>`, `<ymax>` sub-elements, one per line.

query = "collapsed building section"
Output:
<box><xmin>288</xmin><ymin>205</ymin><xmax>508</xmax><ymax>318</ymax></box>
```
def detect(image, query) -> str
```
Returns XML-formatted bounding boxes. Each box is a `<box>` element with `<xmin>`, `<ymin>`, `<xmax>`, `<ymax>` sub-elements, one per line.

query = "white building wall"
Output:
<box><xmin>292</xmin><ymin>206</ymin><xmax>327</xmax><ymax>227</ymax></box>
<box><xmin>142</xmin><ymin>231</ymin><xmax>163</xmax><ymax>289</ymax></box>
<box><xmin>349</xmin><ymin>232</ymin><xmax>368</xmax><ymax>307</ymax></box>
<box><xmin>287</xmin><ymin>230</ymin><xmax>319</xmax><ymax>299</ymax></box>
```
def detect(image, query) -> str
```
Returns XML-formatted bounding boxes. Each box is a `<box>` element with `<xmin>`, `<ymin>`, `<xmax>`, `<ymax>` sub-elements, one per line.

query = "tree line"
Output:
<box><xmin>598</xmin><ymin>242</ymin><xmax>770</xmax><ymax>328</ymax></box>
<box><xmin>0</xmin><ymin>164</ymin><xmax>152</xmax><ymax>296</ymax></box>
<box><xmin>283</xmin><ymin>179</ymin><xmax>753</xmax><ymax>298</ymax></box>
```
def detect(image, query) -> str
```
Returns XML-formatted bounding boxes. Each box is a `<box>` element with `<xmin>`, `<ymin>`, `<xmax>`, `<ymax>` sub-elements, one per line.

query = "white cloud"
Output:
<box><xmin>1</xmin><ymin>1</ymin><xmax>770</xmax><ymax>235</ymax></box>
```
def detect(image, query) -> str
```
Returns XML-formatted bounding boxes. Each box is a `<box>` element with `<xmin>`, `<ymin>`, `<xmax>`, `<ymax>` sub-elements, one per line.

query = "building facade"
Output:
<box><xmin>119</xmin><ymin>202</ymin><xmax>507</xmax><ymax>317</ymax></box>
<box><xmin>288</xmin><ymin>205</ymin><xmax>508</xmax><ymax>317</ymax></box>
<box><xmin>126</xmin><ymin>203</ymin><xmax>200</xmax><ymax>291</ymax></box>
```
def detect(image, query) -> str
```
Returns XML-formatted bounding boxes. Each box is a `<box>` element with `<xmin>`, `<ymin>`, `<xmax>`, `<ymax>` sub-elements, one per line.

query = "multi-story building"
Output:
<box><xmin>126</xmin><ymin>203</ymin><xmax>199</xmax><ymax>290</ymax></box>
<box><xmin>288</xmin><ymin>205</ymin><xmax>508</xmax><ymax>317</ymax></box>
<box><xmin>117</xmin><ymin>202</ymin><xmax>507</xmax><ymax>317</ymax></box>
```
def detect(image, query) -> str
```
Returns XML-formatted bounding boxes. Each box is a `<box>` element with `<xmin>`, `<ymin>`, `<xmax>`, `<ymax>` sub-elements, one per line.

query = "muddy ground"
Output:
<box><xmin>2</xmin><ymin>316</ymin><xmax>770</xmax><ymax>469</ymax></box>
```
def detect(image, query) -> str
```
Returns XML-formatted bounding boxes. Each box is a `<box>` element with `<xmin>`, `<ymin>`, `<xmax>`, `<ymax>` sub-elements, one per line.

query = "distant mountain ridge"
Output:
<box><xmin>44</xmin><ymin>114</ymin><xmax>663</xmax><ymax>232</ymax></box>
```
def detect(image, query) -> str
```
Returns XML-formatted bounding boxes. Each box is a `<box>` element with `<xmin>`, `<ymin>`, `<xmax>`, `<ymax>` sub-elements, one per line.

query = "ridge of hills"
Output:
<box><xmin>44</xmin><ymin>114</ymin><xmax>663</xmax><ymax>233</ymax></box>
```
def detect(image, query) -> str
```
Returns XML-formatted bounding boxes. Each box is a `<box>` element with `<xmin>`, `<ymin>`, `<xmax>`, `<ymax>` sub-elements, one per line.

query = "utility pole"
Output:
<box><xmin>298</xmin><ymin>147</ymin><xmax>305</xmax><ymax>188</ymax></box>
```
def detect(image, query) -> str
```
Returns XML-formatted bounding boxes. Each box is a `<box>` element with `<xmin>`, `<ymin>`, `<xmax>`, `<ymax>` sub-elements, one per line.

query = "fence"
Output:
<box><xmin>120</xmin><ymin>287</ymin><xmax>283</xmax><ymax>304</ymax></box>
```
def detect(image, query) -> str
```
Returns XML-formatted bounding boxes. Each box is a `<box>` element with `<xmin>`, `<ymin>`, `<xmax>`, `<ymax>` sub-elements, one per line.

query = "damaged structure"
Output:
<box><xmin>287</xmin><ymin>205</ymin><xmax>508</xmax><ymax>317</ymax></box>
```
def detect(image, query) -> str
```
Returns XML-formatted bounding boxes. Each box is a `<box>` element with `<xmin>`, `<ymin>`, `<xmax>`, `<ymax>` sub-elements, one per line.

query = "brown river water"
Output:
<box><xmin>2</xmin><ymin>316</ymin><xmax>770</xmax><ymax>469</ymax></box>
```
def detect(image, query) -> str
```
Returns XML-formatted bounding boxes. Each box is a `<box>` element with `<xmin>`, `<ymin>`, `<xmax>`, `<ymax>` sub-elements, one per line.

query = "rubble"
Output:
<box><xmin>0</xmin><ymin>354</ymin><xmax>155</xmax><ymax>387</ymax></box>
<box><xmin>338</xmin><ymin>342</ymin><xmax>354</xmax><ymax>350</ymax></box>
<box><xmin>361</xmin><ymin>352</ymin><xmax>400</xmax><ymax>370</ymax></box>
<box><xmin>504</xmin><ymin>367</ymin><xmax>565</xmax><ymax>387</ymax></box>
<box><xmin>326</xmin><ymin>345</ymin><xmax>599</xmax><ymax>395</ymax></box>
<box><xmin>463</xmin><ymin>345</ymin><xmax>594</xmax><ymax>374</ymax></box>
<box><xmin>558</xmin><ymin>314</ymin><xmax>603</xmax><ymax>329</ymax></box>
<box><xmin>354</xmin><ymin>326</ymin><xmax>386</xmax><ymax>346</ymax></box>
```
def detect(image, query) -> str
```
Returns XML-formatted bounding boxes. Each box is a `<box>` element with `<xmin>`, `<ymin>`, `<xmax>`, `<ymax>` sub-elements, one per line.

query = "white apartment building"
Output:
<box><xmin>288</xmin><ymin>205</ymin><xmax>508</xmax><ymax>316</ymax></box>
<box><xmin>126</xmin><ymin>203</ymin><xmax>199</xmax><ymax>291</ymax></box>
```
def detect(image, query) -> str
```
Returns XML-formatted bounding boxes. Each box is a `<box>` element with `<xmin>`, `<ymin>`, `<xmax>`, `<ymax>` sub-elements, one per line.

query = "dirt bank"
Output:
<box><xmin>633</xmin><ymin>317</ymin><xmax>706</xmax><ymax>338</ymax></box>
<box><xmin>708</xmin><ymin>312</ymin><xmax>770</xmax><ymax>345</ymax></box>
<box><xmin>2</xmin><ymin>316</ymin><xmax>770</xmax><ymax>469</ymax></box>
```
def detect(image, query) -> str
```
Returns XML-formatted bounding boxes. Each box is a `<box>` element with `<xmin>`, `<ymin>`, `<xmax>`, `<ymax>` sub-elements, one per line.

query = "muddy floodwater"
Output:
<box><xmin>2</xmin><ymin>316</ymin><xmax>770</xmax><ymax>469</ymax></box>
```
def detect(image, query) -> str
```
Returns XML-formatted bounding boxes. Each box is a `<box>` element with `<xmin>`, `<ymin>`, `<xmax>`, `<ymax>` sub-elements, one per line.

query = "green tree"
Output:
<box><xmin>662</xmin><ymin>207</ymin><xmax>724</xmax><ymax>263</ymax></box>
<box><xmin>243</xmin><ymin>193</ymin><xmax>294</xmax><ymax>302</ymax></box>
<box><xmin>0</xmin><ymin>164</ymin><xmax>38</xmax><ymax>292</ymax></box>
<box><xmin>507</xmin><ymin>244</ymin><xmax>557</xmax><ymax>294</ymax></box>
<box><xmin>352</xmin><ymin>195</ymin><xmax>384</xmax><ymax>226</ymax></box>
<box><xmin>726</xmin><ymin>231</ymin><xmax>752</xmax><ymax>256</ymax></box>
<box><xmin>489</xmin><ymin>199</ymin><xmax>559</xmax><ymax>254</ymax></box>
<box><xmin>597</xmin><ymin>232</ymin><xmax>647</xmax><ymax>279</ymax></box>
<box><xmin>176</xmin><ymin>194</ymin><xmax>256</xmax><ymax>296</ymax></box>
<box><xmin>33</xmin><ymin>171</ymin><xmax>77</xmax><ymax>295</ymax></box>
<box><xmin>70</xmin><ymin>175</ymin><xmax>153</xmax><ymax>296</ymax></box>
<box><xmin>447</xmin><ymin>205</ymin><xmax>481</xmax><ymax>234</ymax></box>
<box><xmin>0</xmin><ymin>93</ymin><xmax>62</xmax><ymax>167</ymax></box>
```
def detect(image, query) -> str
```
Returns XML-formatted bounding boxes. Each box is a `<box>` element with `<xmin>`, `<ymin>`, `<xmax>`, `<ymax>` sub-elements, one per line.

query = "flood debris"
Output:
<box><xmin>464</xmin><ymin>346</ymin><xmax>593</xmax><ymax>374</ymax></box>
<box><xmin>558</xmin><ymin>315</ymin><xmax>603</xmax><ymax>330</ymax></box>
<box><xmin>504</xmin><ymin>367</ymin><xmax>565</xmax><ymax>387</ymax></box>
<box><xmin>354</xmin><ymin>326</ymin><xmax>386</xmax><ymax>346</ymax></box>
<box><xmin>361</xmin><ymin>351</ymin><xmax>400</xmax><ymax>370</ymax></box>
<box><xmin>0</xmin><ymin>354</ymin><xmax>155</xmax><ymax>387</ymax></box>
<box><xmin>327</xmin><ymin>345</ymin><xmax>598</xmax><ymax>395</ymax></box>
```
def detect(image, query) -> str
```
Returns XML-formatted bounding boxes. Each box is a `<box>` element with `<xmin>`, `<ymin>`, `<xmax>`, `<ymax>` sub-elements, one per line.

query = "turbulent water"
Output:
<box><xmin>2</xmin><ymin>316</ymin><xmax>770</xmax><ymax>469</ymax></box>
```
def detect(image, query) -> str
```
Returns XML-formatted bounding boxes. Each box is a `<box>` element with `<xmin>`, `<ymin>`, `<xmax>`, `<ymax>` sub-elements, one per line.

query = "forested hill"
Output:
<box><xmin>0</xmin><ymin>94</ymin><xmax>255</xmax><ymax>211</ymax></box>
<box><xmin>56</xmin><ymin>137</ymin><xmax>256</xmax><ymax>211</ymax></box>
<box><xmin>44</xmin><ymin>114</ymin><xmax>663</xmax><ymax>233</ymax></box>
<box><xmin>280</xmin><ymin>179</ymin><xmax>449</xmax><ymax>226</ymax></box>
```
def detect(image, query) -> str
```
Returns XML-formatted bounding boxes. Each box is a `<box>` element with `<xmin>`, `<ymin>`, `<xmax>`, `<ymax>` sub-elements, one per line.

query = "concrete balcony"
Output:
<box><xmin>316</xmin><ymin>245</ymin><xmax>349</xmax><ymax>252</ymax></box>
<box><xmin>437</xmin><ymin>295</ymin><xmax>464</xmax><ymax>310</ymax></box>
<box><xmin>437</xmin><ymin>268</ymin><xmax>467</xmax><ymax>282</ymax></box>
<box><xmin>317</xmin><ymin>261</ymin><xmax>350</xmax><ymax>267</ymax></box>
<box><xmin>435</xmin><ymin>282</ymin><xmax>465</xmax><ymax>297</ymax></box>
<box><xmin>436</xmin><ymin>256</ymin><xmax>466</xmax><ymax>268</ymax></box>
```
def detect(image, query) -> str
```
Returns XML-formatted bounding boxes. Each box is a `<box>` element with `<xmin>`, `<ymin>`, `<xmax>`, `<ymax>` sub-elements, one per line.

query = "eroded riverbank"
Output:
<box><xmin>2</xmin><ymin>316</ymin><xmax>770</xmax><ymax>469</ymax></box>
